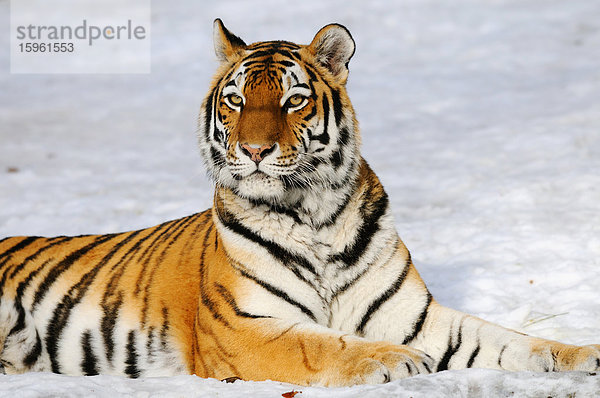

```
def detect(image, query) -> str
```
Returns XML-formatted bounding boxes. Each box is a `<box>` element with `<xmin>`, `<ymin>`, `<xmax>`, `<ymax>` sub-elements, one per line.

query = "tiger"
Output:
<box><xmin>0</xmin><ymin>19</ymin><xmax>599</xmax><ymax>387</ymax></box>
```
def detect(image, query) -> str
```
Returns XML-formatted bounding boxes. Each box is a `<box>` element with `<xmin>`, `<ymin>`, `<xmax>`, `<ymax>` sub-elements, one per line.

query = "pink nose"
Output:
<box><xmin>240</xmin><ymin>143</ymin><xmax>275</xmax><ymax>163</ymax></box>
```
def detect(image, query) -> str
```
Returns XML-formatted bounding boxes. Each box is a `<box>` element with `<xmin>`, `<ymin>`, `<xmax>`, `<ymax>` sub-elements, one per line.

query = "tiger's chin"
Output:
<box><xmin>233</xmin><ymin>171</ymin><xmax>286</xmax><ymax>202</ymax></box>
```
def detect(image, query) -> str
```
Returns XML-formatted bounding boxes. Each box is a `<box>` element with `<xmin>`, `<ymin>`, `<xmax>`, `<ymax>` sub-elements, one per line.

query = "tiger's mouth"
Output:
<box><xmin>231</xmin><ymin>168</ymin><xmax>288</xmax><ymax>200</ymax></box>
<box><xmin>244</xmin><ymin>170</ymin><xmax>269</xmax><ymax>179</ymax></box>
<box><xmin>230</xmin><ymin>166</ymin><xmax>281</xmax><ymax>180</ymax></box>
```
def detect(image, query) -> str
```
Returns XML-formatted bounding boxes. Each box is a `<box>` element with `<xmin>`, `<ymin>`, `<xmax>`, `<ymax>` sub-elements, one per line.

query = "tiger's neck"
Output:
<box><xmin>215</xmin><ymin>157</ymin><xmax>375</xmax><ymax>228</ymax></box>
<box><xmin>212</xmin><ymin>158</ymin><xmax>396</xmax><ymax>278</ymax></box>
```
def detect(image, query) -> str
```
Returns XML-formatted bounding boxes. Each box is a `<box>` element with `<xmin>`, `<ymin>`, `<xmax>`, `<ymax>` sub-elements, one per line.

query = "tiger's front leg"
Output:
<box><xmin>192</xmin><ymin>317</ymin><xmax>434</xmax><ymax>386</ymax></box>
<box><xmin>336</xmin><ymin>240</ymin><xmax>600</xmax><ymax>374</ymax></box>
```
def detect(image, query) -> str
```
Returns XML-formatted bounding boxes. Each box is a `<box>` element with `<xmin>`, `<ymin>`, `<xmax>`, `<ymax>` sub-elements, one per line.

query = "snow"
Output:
<box><xmin>1</xmin><ymin>370</ymin><xmax>600</xmax><ymax>398</ymax></box>
<box><xmin>1</xmin><ymin>0</ymin><xmax>600</xmax><ymax>396</ymax></box>
<box><xmin>0</xmin><ymin>370</ymin><xmax>598</xmax><ymax>398</ymax></box>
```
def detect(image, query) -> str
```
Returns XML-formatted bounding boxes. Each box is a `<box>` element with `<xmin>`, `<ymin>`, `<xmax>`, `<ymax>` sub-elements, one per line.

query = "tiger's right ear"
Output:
<box><xmin>308</xmin><ymin>24</ymin><xmax>355</xmax><ymax>84</ymax></box>
<box><xmin>213</xmin><ymin>19</ymin><xmax>247</xmax><ymax>63</ymax></box>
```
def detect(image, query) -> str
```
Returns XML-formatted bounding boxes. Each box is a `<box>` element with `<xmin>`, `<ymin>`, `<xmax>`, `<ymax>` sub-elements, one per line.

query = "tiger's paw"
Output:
<box><xmin>556</xmin><ymin>344</ymin><xmax>600</xmax><ymax>372</ymax></box>
<box><xmin>334</xmin><ymin>341</ymin><xmax>434</xmax><ymax>386</ymax></box>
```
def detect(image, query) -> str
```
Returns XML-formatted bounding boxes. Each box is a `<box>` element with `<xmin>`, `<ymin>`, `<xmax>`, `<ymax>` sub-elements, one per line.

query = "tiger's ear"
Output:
<box><xmin>308</xmin><ymin>24</ymin><xmax>355</xmax><ymax>84</ymax></box>
<box><xmin>213</xmin><ymin>19</ymin><xmax>247</xmax><ymax>63</ymax></box>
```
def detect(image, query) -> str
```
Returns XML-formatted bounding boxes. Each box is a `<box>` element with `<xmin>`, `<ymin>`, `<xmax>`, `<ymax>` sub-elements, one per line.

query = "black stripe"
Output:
<box><xmin>307</xmin><ymin>67</ymin><xmax>343</xmax><ymax>126</ymax></box>
<box><xmin>146</xmin><ymin>326</ymin><xmax>156</xmax><ymax>363</ymax></box>
<box><xmin>288</xmin><ymin>50</ymin><xmax>302</xmax><ymax>61</ymax></box>
<box><xmin>0</xmin><ymin>236</ymin><xmax>39</xmax><ymax>259</ymax></box>
<box><xmin>242</xmin><ymin>49</ymin><xmax>296</xmax><ymax>61</ymax></box>
<box><xmin>101</xmin><ymin>290</ymin><xmax>123</xmax><ymax>363</ymax></box>
<box><xmin>402</xmin><ymin>292</ymin><xmax>432</xmax><ymax>345</ymax></box>
<box><xmin>247</xmin><ymin>41</ymin><xmax>300</xmax><ymax>51</ymax></box>
<box><xmin>242</xmin><ymin>60</ymin><xmax>262</xmax><ymax>67</ymax></box>
<box><xmin>437</xmin><ymin>322</ymin><xmax>464</xmax><ymax>371</ymax></box>
<box><xmin>330</xmin><ymin>267</ymin><xmax>369</xmax><ymax>301</ymax></box>
<box><xmin>310</xmin><ymin>97</ymin><xmax>330</xmax><ymax>145</ymax></box>
<box><xmin>125</xmin><ymin>330</ymin><xmax>141</xmax><ymax>378</ymax></box>
<box><xmin>80</xmin><ymin>330</ymin><xmax>99</xmax><ymax>375</ymax></box>
<box><xmin>498</xmin><ymin>344</ymin><xmax>507</xmax><ymax>368</ymax></box>
<box><xmin>0</xmin><ymin>262</ymin><xmax>15</xmax><ymax>297</ymax></box>
<box><xmin>215</xmin><ymin>283</ymin><xmax>271</xmax><ymax>319</ymax></box>
<box><xmin>356</xmin><ymin>260</ymin><xmax>410</xmax><ymax>335</ymax></box>
<box><xmin>23</xmin><ymin>331</ymin><xmax>43</xmax><ymax>367</ymax></box>
<box><xmin>203</xmin><ymin>85</ymin><xmax>218</xmax><ymax>142</ymax></box>
<box><xmin>200</xmin><ymin>284</ymin><xmax>232</xmax><ymax>328</ymax></box>
<box><xmin>31</xmin><ymin>234</ymin><xmax>119</xmax><ymax>311</ymax></box>
<box><xmin>160</xmin><ymin>307</ymin><xmax>169</xmax><ymax>350</ymax></box>
<box><xmin>9</xmin><ymin>236</ymin><xmax>71</xmax><ymax>279</ymax></box>
<box><xmin>8</xmin><ymin>238</ymin><xmax>70</xmax><ymax>308</ymax></box>
<box><xmin>15</xmin><ymin>258</ymin><xmax>52</xmax><ymax>303</ymax></box>
<box><xmin>319</xmin><ymin>188</ymin><xmax>354</xmax><ymax>228</ymax></box>
<box><xmin>329</xmin><ymin>156</ymin><xmax>359</xmax><ymax>191</ymax></box>
<box><xmin>330</xmin><ymin>88</ymin><xmax>343</xmax><ymax>126</ymax></box>
<box><xmin>198</xmin><ymin>224</ymin><xmax>231</xmax><ymax>328</ymax></box>
<box><xmin>219</xmin><ymin>209</ymin><xmax>316</xmax><ymax>277</ymax></box>
<box><xmin>0</xmin><ymin>236</ymin><xmax>40</xmax><ymax>266</ymax></box>
<box><xmin>466</xmin><ymin>343</ymin><xmax>480</xmax><ymax>368</ymax></box>
<box><xmin>45</xmin><ymin>230</ymin><xmax>142</xmax><ymax>373</ymax></box>
<box><xmin>423</xmin><ymin>358</ymin><xmax>432</xmax><ymax>373</ymax></box>
<box><xmin>247</xmin><ymin>198</ymin><xmax>303</xmax><ymax>225</ymax></box>
<box><xmin>299</xmin><ymin>132</ymin><xmax>309</xmax><ymax>152</ymax></box>
<box><xmin>302</xmin><ymin>106</ymin><xmax>317</xmax><ymax>122</ymax></box>
<box><xmin>209</xmin><ymin>147</ymin><xmax>224</xmax><ymax>169</ymax></box>
<box><xmin>245</xmin><ymin>60</ymin><xmax>297</xmax><ymax>69</ymax></box>
<box><xmin>338</xmin><ymin>126</ymin><xmax>350</xmax><ymax>147</ymax></box>
<box><xmin>550</xmin><ymin>351</ymin><xmax>558</xmax><ymax>372</ymax></box>
<box><xmin>221</xmin><ymin>68</ymin><xmax>238</xmax><ymax>86</ymax></box>
<box><xmin>330</xmin><ymin>149</ymin><xmax>343</xmax><ymax>169</ymax></box>
<box><xmin>239</xmin><ymin>269</ymin><xmax>316</xmax><ymax>322</ymax></box>
<box><xmin>304</xmin><ymin>66</ymin><xmax>318</xmax><ymax>81</ymax></box>
<box><xmin>8</xmin><ymin>302</ymin><xmax>26</xmax><ymax>337</ymax></box>
<box><xmin>289</xmin><ymin>71</ymin><xmax>300</xmax><ymax>85</ymax></box>
<box><xmin>204</xmin><ymin>88</ymin><xmax>219</xmax><ymax>143</ymax></box>
<box><xmin>329</xmin><ymin>191</ymin><xmax>389</xmax><ymax>268</ymax></box>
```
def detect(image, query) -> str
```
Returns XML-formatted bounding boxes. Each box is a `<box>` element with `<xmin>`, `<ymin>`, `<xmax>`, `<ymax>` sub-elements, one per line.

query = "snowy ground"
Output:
<box><xmin>1</xmin><ymin>0</ymin><xmax>600</xmax><ymax>396</ymax></box>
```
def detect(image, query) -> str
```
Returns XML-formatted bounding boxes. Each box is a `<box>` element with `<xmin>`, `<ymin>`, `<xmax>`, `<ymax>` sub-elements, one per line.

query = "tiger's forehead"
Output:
<box><xmin>225</xmin><ymin>41</ymin><xmax>309</xmax><ymax>93</ymax></box>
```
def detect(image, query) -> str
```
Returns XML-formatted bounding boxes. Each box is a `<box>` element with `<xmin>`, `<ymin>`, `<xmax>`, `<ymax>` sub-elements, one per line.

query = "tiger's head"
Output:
<box><xmin>198</xmin><ymin>20</ymin><xmax>360</xmax><ymax>204</ymax></box>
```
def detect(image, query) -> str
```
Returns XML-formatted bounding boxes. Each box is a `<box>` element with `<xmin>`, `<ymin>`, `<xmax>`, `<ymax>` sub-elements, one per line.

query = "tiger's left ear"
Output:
<box><xmin>213</xmin><ymin>18</ymin><xmax>247</xmax><ymax>63</ymax></box>
<box><xmin>308</xmin><ymin>24</ymin><xmax>356</xmax><ymax>84</ymax></box>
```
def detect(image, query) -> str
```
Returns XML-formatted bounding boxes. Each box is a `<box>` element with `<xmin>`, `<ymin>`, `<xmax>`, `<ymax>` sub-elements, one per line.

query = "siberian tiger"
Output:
<box><xmin>0</xmin><ymin>20</ymin><xmax>598</xmax><ymax>387</ymax></box>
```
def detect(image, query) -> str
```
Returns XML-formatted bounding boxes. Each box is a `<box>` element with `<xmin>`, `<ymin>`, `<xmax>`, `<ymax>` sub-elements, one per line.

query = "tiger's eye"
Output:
<box><xmin>227</xmin><ymin>94</ymin><xmax>243</xmax><ymax>106</ymax></box>
<box><xmin>287</xmin><ymin>94</ymin><xmax>304</xmax><ymax>107</ymax></box>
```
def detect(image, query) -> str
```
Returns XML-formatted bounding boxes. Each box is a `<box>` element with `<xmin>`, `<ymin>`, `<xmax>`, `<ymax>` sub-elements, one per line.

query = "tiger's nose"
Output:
<box><xmin>240</xmin><ymin>143</ymin><xmax>276</xmax><ymax>164</ymax></box>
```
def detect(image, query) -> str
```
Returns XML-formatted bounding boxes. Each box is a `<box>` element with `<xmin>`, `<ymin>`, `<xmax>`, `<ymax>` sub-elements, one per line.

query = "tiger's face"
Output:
<box><xmin>198</xmin><ymin>20</ymin><xmax>359</xmax><ymax>203</ymax></box>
